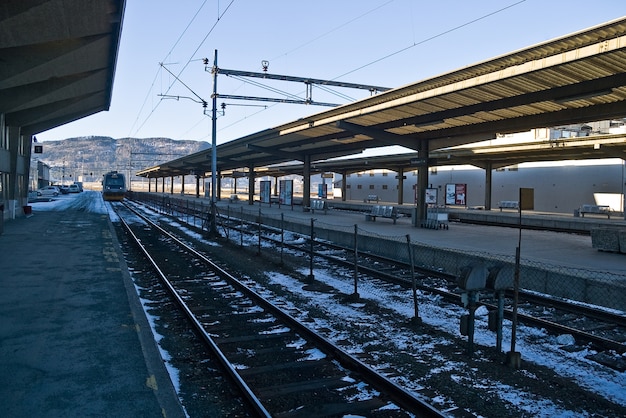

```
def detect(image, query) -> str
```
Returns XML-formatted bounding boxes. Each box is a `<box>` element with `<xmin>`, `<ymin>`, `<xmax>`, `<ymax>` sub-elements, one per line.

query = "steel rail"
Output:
<box><xmin>113</xmin><ymin>203</ymin><xmax>271</xmax><ymax>417</ymax></box>
<box><xmin>121</xmin><ymin>201</ymin><xmax>445</xmax><ymax>417</ymax></box>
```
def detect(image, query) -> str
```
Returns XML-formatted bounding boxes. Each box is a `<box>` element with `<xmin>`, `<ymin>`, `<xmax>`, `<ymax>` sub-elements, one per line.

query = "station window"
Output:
<box><xmin>382</xmin><ymin>185</ymin><xmax>388</xmax><ymax>190</ymax></box>
<box><xmin>369</xmin><ymin>184</ymin><xmax>375</xmax><ymax>189</ymax></box>
<box><xmin>382</xmin><ymin>172</ymin><xmax>388</xmax><ymax>177</ymax></box>
<box><xmin>357</xmin><ymin>184</ymin><xmax>362</xmax><ymax>189</ymax></box>
<box><xmin>369</xmin><ymin>172</ymin><xmax>374</xmax><ymax>177</ymax></box>
<box><xmin>346</xmin><ymin>184</ymin><xmax>351</xmax><ymax>189</ymax></box>
<box><xmin>357</xmin><ymin>173</ymin><xmax>362</xmax><ymax>177</ymax></box>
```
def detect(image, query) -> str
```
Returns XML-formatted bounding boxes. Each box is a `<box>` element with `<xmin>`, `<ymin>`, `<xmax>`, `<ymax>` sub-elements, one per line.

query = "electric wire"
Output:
<box><xmin>131</xmin><ymin>1</ymin><xmax>236</xmax><ymax>137</ymax></box>
<box><xmin>217</xmin><ymin>0</ymin><xmax>527</xmax><ymax>134</ymax></box>
<box><xmin>332</xmin><ymin>0</ymin><xmax>527</xmax><ymax>82</ymax></box>
<box><xmin>128</xmin><ymin>0</ymin><xmax>210</xmax><ymax>137</ymax></box>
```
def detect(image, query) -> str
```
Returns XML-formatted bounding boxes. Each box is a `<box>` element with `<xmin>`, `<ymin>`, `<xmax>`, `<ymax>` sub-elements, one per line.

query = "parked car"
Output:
<box><xmin>58</xmin><ymin>185</ymin><xmax>70</xmax><ymax>194</ymax></box>
<box><xmin>37</xmin><ymin>186</ymin><xmax>60</xmax><ymax>197</ymax></box>
<box><xmin>68</xmin><ymin>184</ymin><xmax>80</xmax><ymax>193</ymax></box>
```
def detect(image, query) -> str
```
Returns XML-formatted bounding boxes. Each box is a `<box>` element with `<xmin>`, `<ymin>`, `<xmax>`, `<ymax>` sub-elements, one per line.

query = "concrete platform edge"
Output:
<box><xmin>107</xmin><ymin>216</ymin><xmax>186</xmax><ymax>418</ymax></box>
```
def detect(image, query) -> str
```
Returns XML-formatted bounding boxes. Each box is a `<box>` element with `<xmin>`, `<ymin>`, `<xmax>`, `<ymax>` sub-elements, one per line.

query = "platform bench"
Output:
<box><xmin>365</xmin><ymin>194</ymin><xmax>379</xmax><ymax>203</ymax></box>
<box><xmin>306</xmin><ymin>199</ymin><xmax>328</xmax><ymax>214</ymax></box>
<box><xmin>498</xmin><ymin>200</ymin><xmax>519</xmax><ymax>211</ymax></box>
<box><xmin>365</xmin><ymin>205</ymin><xmax>397</xmax><ymax>224</ymax></box>
<box><xmin>579</xmin><ymin>204</ymin><xmax>611</xmax><ymax>219</ymax></box>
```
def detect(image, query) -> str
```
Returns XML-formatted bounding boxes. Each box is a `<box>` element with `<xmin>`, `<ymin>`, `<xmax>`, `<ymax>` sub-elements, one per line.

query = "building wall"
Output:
<box><xmin>343</xmin><ymin>161</ymin><xmax>625</xmax><ymax>213</ymax></box>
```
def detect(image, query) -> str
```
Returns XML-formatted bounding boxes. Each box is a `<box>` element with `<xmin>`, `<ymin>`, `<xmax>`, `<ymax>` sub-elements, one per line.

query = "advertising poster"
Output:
<box><xmin>279</xmin><ymin>179</ymin><xmax>293</xmax><ymax>206</ymax></box>
<box><xmin>425</xmin><ymin>188</ymin><xmax>438</xmax><ymax>205</ymax></box>
<box><xmin>318</xmin><ymin>183</ymin><xmax>327</xmax><ymax>198</ymax></box>
<box><xmin>260</xmin><ymin>180</ymin><xmax>271</xmax><ymax>204</ymax></box>
<box><xmin>445</xmin><ymin>183</ymin><xmax>467</xmax><ymax>206</ymax></box>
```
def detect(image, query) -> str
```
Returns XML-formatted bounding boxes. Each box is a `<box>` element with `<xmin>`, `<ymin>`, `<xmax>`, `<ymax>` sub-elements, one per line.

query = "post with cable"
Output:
<box><xmin>209</xmin><ymin>49</ymin><xmax>218</xmax><ymax>235</ymax></box>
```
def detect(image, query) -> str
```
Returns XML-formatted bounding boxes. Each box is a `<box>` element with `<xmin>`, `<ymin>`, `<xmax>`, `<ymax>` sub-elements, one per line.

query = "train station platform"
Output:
<box><xmin>0</xmin><ymin>194</ymin><xmax>184</xmax><ymax>417</ymax></box>
<box><xmin>210</xmin><ymin>197</ymin><xmax>626</xmax><ymax>275</ymax></box>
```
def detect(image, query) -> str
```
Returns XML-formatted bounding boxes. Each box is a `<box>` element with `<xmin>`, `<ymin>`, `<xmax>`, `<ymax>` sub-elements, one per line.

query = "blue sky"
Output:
<box><xmin>36</xmin><ymin>0</ymin><xmax>625</xmax><ymax>144</ymax></box>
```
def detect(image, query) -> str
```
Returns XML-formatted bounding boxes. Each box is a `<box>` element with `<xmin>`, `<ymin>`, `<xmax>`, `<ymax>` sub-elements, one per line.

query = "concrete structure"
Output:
<box><xmin>137</xmin><ymin>17</ymin><xmax>626</xmax><ymax>223</ymax></box>
<box><xmin>0</xmin><ymin>0</ymin><xmax>125</xmax><ymax>225</ymax></box>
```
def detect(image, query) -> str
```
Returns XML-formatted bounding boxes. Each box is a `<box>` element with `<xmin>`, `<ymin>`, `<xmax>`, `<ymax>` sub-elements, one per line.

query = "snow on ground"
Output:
<box><xmin>29</xmin><ymin>190</ymin><xmax>108</xmax><ymax>214</ymax></box>
<box><xmin>263</xmin><ymin>267</ymin><xmax>626</xmax><ymax>415</ymax></box>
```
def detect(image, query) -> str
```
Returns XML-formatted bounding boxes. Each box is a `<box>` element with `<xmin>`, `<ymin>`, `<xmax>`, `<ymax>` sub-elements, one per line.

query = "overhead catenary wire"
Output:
<box><xmin>216</xmin><ymin>0</ymin><xmax>528</xmax><ymax>135</ymax></box>
<box><xmin>130</xmin><ymin>1</ymin><xmax>236</xmax><ymax>137</ymax></box>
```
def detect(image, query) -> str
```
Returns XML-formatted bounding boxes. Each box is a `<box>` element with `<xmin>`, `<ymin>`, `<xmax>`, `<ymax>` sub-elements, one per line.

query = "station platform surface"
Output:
<box><xmin>0</xmin><ymin>196</ymin><xmax>184</xmax><ymax>417</ymax></box>
<box><xmin>213</xmin><ymin>198</ymin><xmax>626</xmax><ymax>276</ymax></box>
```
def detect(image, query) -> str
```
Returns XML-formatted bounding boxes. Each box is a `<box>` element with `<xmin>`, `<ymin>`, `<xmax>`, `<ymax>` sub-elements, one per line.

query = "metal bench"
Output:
<box><xmin>498</xmin><ymin>200</ymin><xmax>519</xmax><ymax>211</ymax></box>
<box><xmin>579</xmin><ymin>204</ymin><xmax>611</xmax><ymax>219</ymax></box>
<box><xmin>365</xmin><ymin>194</ymin><xmax>379</xmax><ymax>203</ymax></box>
<box><xmin>365</xmin><ymin>205</ymin><xmax>397</xmax><ymax>224</ymax></box>
<box><xmin>306</xmin><ymin>199</ymin><xmax>328</xmax><ymax>214</ymax></box>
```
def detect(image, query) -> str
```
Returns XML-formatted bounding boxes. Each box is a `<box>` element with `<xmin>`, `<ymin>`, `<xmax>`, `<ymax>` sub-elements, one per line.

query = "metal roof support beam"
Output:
<box><xmin>336</xmin><ymin>121</ymin><xmax>419</xmax><ymax>151</ymax></box>
<box><xmin>246</xmin><ymin>143</ymin><xmax>304</xmax><ymax>161</ymax></box>
<box><xmin>484</xmin><ymin>162</ymin><xmax>493</xmax><ymax>211</ymax></box>
<box><xmin>247</xmin><ymin>163</ymin><xmax>255</xmax><ymax>205</ymax></box>
<box><xmin>303</xmin><ymin>154</ymin><xmax>311</xmax><ymax>211</ymax></box>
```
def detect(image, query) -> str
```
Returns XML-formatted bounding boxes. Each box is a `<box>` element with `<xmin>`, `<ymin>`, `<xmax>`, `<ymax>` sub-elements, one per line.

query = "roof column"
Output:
<box><xmin>341</xmin><ymin>171</ymin><xmax>348</xmax><ymax>202</ymax></box>
<box><xmin>195</xmin><ymin>174</ymin><xmax>200</xmax><ymax>198</ymax></box>
<box><xmin>302</xmin><ymin>154</ymin><xmax>311</xmax><ymax>211</ymax></box>
<box><xmin>177</xmin><ymin>175</ymin><xmax>181</xmax><ymax>195</ymax></box>
<box><xmin>217</xmin><ymin>171</ymin><xmax>222</xmax><ymax>200</ymax></box>
<box><xmin>247</xmin><ymin>163</ymin><xmax>255</xmax><ymax>205</ymax></box>
<box><xmin>416</xmin><ymin>139</ymin><xmax>429</xmax><ymax>223</ymax></box>
<box><xmin>484</xmin><ymin>162</ymin><xmax>493</xmax><ymax>211</ymax></box>
<box><xmin>396</xmin><ymin>168</ymin><xmax>405</xmax><ymax>205</ymax></box>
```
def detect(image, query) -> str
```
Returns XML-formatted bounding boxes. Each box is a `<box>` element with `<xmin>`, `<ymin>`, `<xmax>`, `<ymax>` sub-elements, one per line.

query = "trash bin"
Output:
<box><xmin>573</xmin><ymin>209</ymin><xmax>580</xmax><ymax>217</ymax></box>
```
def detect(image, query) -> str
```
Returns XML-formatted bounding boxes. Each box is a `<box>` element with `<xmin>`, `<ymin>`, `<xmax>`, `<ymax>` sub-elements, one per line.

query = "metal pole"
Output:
<box><xmin>406</xmin><ymin>234</ymin><xmax>419</xmax><ymax>321</ymax></box>
<box><xmin>353</xmin><ymin>224</ymin><xmax>359</xmax><ymax>297</ymax></box>
<box><xmin>507</xmin><ymin>203</ymin><xmax>523</xmax><ymax>368</ymax></box>
<box><xmin>280</xmin><ymin>213</ymin><xmax>284</xmax><ymax>265</ymax></box>
<box><xmin>210</xmin><ymin>49</ymin><xmax>218</xmax><ymax>235</ymax></box>
<box><xmin>308</xmin><ymin>218</ymin><xmax>315</xmax><ymax>280</ymax></box>
<box><xmin>257</xmin><ymin>207</ymin><xmax>262</xmax><ymax>255</ymax></box>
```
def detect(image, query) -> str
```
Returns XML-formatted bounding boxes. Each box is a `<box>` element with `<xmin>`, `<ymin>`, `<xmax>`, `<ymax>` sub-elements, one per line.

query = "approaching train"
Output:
<box><xmin>102</xmin><ymin>171</ymin><xmax>126</xmax><ymax>201</ymax></box>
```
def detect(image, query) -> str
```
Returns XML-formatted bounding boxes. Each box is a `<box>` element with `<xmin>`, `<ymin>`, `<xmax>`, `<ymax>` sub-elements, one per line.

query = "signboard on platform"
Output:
<box><xmin>260</xmin><ymin>180</ymin><xmax>271</xmax><ymax>204</ymax></box>
<box><xmin>425</xmin><ymin>188</ymin><xmax>438</xmax><ymax>205</ymax></box>
<box><xmin>279</xmin><ymin>179</ymin><xmax>293</xmax><ymax>205</ymax></box>
<box><xmin>318</xmin><ymin>183</ymin><xmax>327</xmax><ymax>198</ymax></box>
<box><xmin>445</xmin><ymin>183</ymin><xmax>466</xmax><ymax>206</ymax></box>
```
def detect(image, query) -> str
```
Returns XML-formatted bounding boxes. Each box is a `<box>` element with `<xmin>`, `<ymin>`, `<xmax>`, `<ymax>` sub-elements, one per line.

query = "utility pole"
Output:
<box><xmin>209</xmin><ymin>49</ymin><xmax>218</xmax><ymax>235</ymax></box>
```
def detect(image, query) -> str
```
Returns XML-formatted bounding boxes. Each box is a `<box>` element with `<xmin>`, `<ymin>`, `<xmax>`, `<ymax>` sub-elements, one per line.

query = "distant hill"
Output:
<box><xmin>33</xmin><ymin>136</ymin><xmax>209</xmax><ymax>183</ymax></box>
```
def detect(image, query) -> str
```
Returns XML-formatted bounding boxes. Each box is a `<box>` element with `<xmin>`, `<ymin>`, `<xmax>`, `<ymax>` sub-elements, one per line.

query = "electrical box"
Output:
<box><xmin>486</xmin><ymin>265</ymin><xmax>515</xmax><ymax>291</ymax></box>
<box><xmin>457</xmin><ymin>263</ymin><xmax>487</xmax><ymax>291</ymax></box>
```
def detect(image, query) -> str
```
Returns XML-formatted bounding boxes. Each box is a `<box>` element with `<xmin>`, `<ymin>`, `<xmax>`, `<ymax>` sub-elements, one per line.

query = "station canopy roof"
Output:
<box><xmin>137</xmin><ymin>16</ymin><xmax>626</xmax><ymax>179</ymax></box>
<box><xmin>0</xmin><ymin>0</ymin><xmax>125</xmax><ymax>136</ymax></box>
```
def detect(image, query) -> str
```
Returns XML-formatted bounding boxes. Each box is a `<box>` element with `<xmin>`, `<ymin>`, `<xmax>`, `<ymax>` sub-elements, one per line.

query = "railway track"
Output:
<box><xmin>210</xmin><ymin>207</ymin><xmax>626</xmax><ymax>360</ymax></box>
<box><xmin>111</xmin><ymin>201</ymin><xmax>444</xmax><ymax>417</ymax></box>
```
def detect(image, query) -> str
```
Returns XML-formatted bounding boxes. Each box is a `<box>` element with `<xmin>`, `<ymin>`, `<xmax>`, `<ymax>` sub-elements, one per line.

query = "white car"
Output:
<box><xmin>37</xmin><ymin>186</ymin><xmax>60</xmax><ymax>197</ymax></box>
<box><xmin>68</xmin><ymin>184</ymin><xmax>80</xmax><ymax>193</ymax></box>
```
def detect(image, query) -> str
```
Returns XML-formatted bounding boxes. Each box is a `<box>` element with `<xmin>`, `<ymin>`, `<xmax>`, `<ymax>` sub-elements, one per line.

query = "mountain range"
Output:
<box><xmin>33</xmin><ymin>136</ymin><xmax>209</xmax><ymax>183</ymax></box>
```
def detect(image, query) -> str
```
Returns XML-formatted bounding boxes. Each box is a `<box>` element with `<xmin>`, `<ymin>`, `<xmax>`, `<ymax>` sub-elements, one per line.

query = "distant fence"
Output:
<box><xmin>127</xmin><ymin>192</ymin><xmax>626</xmax><ymax>313</ymax></box>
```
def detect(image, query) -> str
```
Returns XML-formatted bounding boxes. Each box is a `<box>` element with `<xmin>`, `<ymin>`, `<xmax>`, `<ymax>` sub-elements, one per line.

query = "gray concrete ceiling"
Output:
<box><xmin>0</xmin><ymin>0</ymin><xmax>125</xmax><ymax>136</ymax></box>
